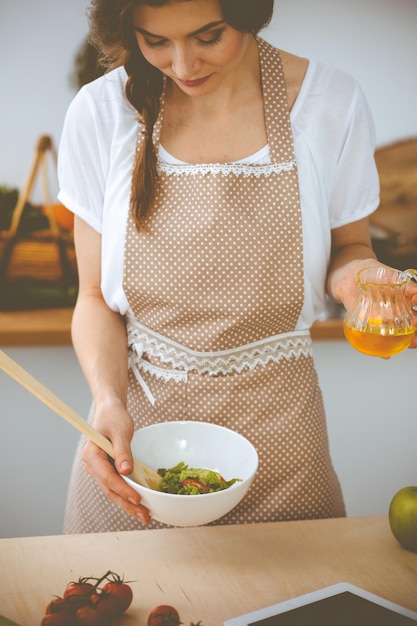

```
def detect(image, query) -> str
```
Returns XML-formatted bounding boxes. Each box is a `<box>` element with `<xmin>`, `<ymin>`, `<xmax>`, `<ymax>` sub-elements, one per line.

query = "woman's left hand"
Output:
<box><xmin>333</xmin><ymin>260</ymin><xmax>417</xmax><ymax>350</ymax></box>
<box><xmin>327</xmin><ymin>216</ymin><xmax>417</xmax><ymax>350</ymax></box>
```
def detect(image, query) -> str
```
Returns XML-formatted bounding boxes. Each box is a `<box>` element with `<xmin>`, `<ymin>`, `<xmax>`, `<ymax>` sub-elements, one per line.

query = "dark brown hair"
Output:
<box><xmin>88</xmin><ymin>0</ymin><xmax>274</xmax><ymax>228</ymax></box>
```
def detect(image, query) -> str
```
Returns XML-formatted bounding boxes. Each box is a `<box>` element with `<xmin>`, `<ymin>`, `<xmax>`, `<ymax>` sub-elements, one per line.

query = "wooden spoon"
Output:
<box><xmin>0</xmin><ymin>349</ymin><xmax>161</xmax><ymax>491</ymax></box>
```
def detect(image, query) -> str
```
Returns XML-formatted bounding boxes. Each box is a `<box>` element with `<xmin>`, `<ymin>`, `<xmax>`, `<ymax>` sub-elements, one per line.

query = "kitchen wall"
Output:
<box><xmin>1</xmin><ymin>0</ymin><xmax>416</xmax><ymax>537</ymax></box>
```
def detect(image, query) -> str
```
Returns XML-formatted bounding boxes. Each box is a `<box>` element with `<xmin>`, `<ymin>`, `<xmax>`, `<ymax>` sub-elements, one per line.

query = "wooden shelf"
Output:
<box><xmin>0</xmin><ymin>307</ymin><xmax>73</xmax><ymax>346</ymax></box>
<box><xmin>311</xmin><ymin>317</ymin><xmax>345</xmax><ymax>340</ymax></box>
<box><xmin>0</xmin><ymin>307</ymin><xmax>345</xmax><ymax>346</ymax></box>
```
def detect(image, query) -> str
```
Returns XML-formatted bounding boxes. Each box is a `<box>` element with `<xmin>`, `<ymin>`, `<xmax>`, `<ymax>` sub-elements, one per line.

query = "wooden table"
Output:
<box><xmin>1</xmin><ymin>516</ymin><xmax>416</xmax><ymax>625</ymax></box>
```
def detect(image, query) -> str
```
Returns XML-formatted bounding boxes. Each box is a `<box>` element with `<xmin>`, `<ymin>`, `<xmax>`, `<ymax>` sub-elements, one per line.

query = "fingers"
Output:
<box><xmin>405</xmin><ymin>283</ymin><xmax>417</xmax><ymax>349</ymax></box>
<box><xmin>408</xmin><ymin>300</ymin><xmax>417</xmax><ymax>349</ymax></box>
<box><xmin>82</xmin><ymin>441</ymin><xmax>151</xmax><ymax>524</ymax></box>
<box><xmin>405</xmin><ymin>282</ymin><xmax>417</xmax><ymax>303</ymax></box>
<box><xmin>408</xmin><ymin>335</ymin><xmax>417</xmax><ymax>349</ymax></box>
<box><xmin>110</xmin><ymin>425</ymin><xmax>135</xmax><ymax>476</ymax></box>
<box><xmin>94</xmin><ymin>402</ymin><xmax>137</xmax><ymax>475</ymax></box>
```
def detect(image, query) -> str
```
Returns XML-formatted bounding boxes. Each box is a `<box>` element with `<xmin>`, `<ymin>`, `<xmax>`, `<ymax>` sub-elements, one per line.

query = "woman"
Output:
<box><xmin>58</xmin><ymin>0</ymin><xmax>417</xmax><ymax>533</ymax></box>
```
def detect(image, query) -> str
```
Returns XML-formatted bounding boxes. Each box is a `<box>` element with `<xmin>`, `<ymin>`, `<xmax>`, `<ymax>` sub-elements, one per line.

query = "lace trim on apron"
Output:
<box><xmin>157</xmin><ymin>160</ymin><xmax>297</xmax><ymax>178</ymax></box>
<box><xmin>127</xmin><ymin>315</ymin><xmax>312</xmax><ymax>405</ymax></box>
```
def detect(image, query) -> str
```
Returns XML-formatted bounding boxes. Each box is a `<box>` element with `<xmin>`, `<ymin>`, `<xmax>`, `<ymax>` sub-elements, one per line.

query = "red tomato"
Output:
<box><xmin>75</xmin><ymin>604</ymin><xmax>111</xmax><ymax>626</ymax></box>
<box><xmin>102</xmin><ymin>581</ymin><xmax>133</xmax><ymax>615</ymax></box>
<box><xmin>44</xmin><ymin>595</ymin><xmax>78</xmax><ymax>622</ymax></box>
<box><xmin>63</xmin><ymin>580</ymin><xmax>94</xmax><ymax>600</ymax></box>
<box><xmin>147</xmin><ymin>605</ymin><xmax>181</xmax><ymax>626</ymax></box>
<box><xmin>93</xmin><ymin>592</ymin><xmax>120</xmax><ymax>619</ymax></box>
<box><xmin>41</xmin><ymin>613</ymin><xmax>73</xmax><ymax>626</ymax></box>
<box><xmin>45</xmin><ymin>597</ymin><xmax>71</xmax><ymax>614</ymax></box>
<box><xmin>88</xmin><ymin>592</ymin><xmax>102</xmax><ymax>607</ymax></box>
<box><xmin>182</xmin><ymin>478</ymin><xmax>210</xmax><ymax>492</ymax></box>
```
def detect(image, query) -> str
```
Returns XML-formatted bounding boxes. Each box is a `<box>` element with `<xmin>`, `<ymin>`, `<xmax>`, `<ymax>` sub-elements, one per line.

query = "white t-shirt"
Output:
<box><xmin>57</xmin><ymin>57</ymin><xmax>379</xmax><ymax>329</ymax></box>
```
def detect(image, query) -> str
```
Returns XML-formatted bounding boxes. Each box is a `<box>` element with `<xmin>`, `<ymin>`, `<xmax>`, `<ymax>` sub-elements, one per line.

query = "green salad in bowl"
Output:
<box><xmin>158</xmin><ymin>461</ymin><xmax>241</xmax><ymax>495</ymax></box>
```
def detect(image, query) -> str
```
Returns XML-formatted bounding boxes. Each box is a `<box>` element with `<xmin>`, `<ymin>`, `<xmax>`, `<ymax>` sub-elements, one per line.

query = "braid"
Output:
<box><xmin>125</xmin><ymin>52</ymin><xmax>163</xmax><ymax>229</ymax></box>
<box><xmin>88</xmin><ymin>0</ymin><xmax>164</xmax><ymax>229</ymax></box>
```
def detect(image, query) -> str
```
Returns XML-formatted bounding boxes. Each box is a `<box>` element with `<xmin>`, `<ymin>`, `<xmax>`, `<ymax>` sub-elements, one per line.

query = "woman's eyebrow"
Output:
<box><xmin>133</xmin><ymin>20</ymin><xmax>226</xmax><ymax>38</ymax></box>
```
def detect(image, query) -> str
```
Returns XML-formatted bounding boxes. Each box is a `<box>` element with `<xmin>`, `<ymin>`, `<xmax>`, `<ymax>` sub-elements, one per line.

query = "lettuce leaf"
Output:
<box><xmin>157</xmin><ymin>461</ymin><xmax>241</xmax><ymax>494</ymax></box>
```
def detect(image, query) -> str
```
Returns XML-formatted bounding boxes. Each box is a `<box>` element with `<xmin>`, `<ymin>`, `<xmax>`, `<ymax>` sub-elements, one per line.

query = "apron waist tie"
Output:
<box><xmin>128</xmin><ymin>354</ymin><xmax>157</xmax><ymax>406</ymax></box>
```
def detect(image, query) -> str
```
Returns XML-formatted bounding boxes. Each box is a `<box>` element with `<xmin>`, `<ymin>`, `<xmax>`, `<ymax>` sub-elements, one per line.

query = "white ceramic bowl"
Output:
<box><xmin>122</xmin><ymin>421</ymin><xmax>258</xmax><ymax>527</ymax></box>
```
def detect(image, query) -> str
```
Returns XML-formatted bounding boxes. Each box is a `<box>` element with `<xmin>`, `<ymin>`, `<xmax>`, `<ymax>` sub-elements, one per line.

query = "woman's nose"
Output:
<box><xmin>171</xmin><ymin>45</ymin><xmax>198</xmax><ymax>79</ymax></box>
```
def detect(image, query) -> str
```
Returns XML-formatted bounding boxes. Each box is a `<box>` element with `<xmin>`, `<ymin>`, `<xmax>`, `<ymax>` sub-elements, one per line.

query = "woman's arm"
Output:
<box><xmin>326</xmin><ymin>216</ymin><xmax>417</xmax><ymax>348</ymax></box>
<box><xmin>72</xmin><ymin>215</ymin><xmax>150</xmax><ymax>523</ymax></box>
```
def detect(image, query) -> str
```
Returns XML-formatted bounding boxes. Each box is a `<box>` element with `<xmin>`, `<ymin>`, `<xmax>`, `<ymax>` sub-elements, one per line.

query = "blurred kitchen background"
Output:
<box><xmin>0</xmin><ymin>0</ymin><xmax>416</xmax><ymax>538</ymax></box>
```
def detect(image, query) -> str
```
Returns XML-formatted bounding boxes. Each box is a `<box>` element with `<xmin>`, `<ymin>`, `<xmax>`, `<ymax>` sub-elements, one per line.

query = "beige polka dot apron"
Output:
<box><xmin>64</xmin><ymin>39</ymin><xmax>345</xmax><ymax>534</ymax></box>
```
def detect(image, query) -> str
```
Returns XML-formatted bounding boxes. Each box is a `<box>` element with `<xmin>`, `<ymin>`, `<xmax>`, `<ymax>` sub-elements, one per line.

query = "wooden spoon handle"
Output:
<box><xmin>0</xmin><ymin>349</ymin><xmax>161</xmax><ymax>490</ymax></box>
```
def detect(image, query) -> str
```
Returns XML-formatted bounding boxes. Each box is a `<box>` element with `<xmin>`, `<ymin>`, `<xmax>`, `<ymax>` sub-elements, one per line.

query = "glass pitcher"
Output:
<box><xmin>343</xmin><ymin>267</ymin><xmax>416</xmax><ymax>358</ymax></box>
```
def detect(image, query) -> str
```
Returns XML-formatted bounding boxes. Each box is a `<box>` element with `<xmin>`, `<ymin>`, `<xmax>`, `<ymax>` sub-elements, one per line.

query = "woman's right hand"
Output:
<box><xmin>82</xmin><ymin>399</ymin><xmax>151</xmax><ymax>524</ymax></box>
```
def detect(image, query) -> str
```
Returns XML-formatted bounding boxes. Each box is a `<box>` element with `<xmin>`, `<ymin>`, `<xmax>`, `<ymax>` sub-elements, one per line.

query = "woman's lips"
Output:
<box><xmin>178</xmin><ymin>75</ymin><xmax>211</xmax><ymax>88</ymax></box>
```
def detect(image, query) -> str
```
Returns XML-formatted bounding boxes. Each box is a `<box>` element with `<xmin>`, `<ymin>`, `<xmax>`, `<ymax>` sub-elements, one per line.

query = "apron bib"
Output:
<box><xmin>64</xmin><ymin>39</ymin><xmax>345</xmax><ymax>534</ymax></box>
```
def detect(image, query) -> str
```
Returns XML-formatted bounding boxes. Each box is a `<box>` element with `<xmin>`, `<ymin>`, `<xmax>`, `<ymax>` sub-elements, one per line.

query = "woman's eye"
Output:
<box><xmin>197</xmin><ymin>29</ymin><xmax>224</xmax><ymax>46</ymax></box>
<box><xmin>139</xmin><ymin>27</ymin><xmax>224</xmax><ymax>49</ymax></box>
<box><xmin>143</xmin><ymin>37</ymin><xmax>167</xmax><ymax>49</ymax></box>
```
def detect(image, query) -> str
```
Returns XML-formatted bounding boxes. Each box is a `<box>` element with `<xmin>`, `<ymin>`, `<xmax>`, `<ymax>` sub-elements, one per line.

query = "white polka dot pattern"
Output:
<box><xmin>63</xmin><ymin>39</ymin><xmax>345</xmax><ymax>534</ymax></box>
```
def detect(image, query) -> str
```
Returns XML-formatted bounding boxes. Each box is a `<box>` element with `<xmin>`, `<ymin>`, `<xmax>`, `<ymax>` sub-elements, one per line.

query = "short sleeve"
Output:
<box><xmin>57</xmin><ymin>86</ymin><xmax>109</xmax><ymax>234</ymax></box>
<box><xmin>328</xmin><ymin>82</ymin><xmax>380</xmax><ymax>229</ymax></box>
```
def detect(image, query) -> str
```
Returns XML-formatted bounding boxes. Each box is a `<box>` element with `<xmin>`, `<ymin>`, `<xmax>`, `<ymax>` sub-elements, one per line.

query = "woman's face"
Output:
<box><xmin>132</xmin><ymin>0</ymin><xmax>253</xmax><ymax>95</ymax></box>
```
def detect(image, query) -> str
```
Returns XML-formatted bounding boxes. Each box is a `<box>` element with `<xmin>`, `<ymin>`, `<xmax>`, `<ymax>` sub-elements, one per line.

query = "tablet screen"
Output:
<box><xmin>248</xmin><ymin>592</ymin><xmax>417</xmax><ymax>626</ymax></box>
<box><xmin>224</xmin><ymin>584</ymin><xmax>417</xmax><ymax>626</ymax></box>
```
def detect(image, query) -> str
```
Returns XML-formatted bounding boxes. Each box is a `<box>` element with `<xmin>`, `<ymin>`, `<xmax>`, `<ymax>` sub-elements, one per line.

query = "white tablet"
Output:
<box><xmin>223</xmin><ymin>582</ymin><xmax>417</xmax><ymax>626</ymax></box>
